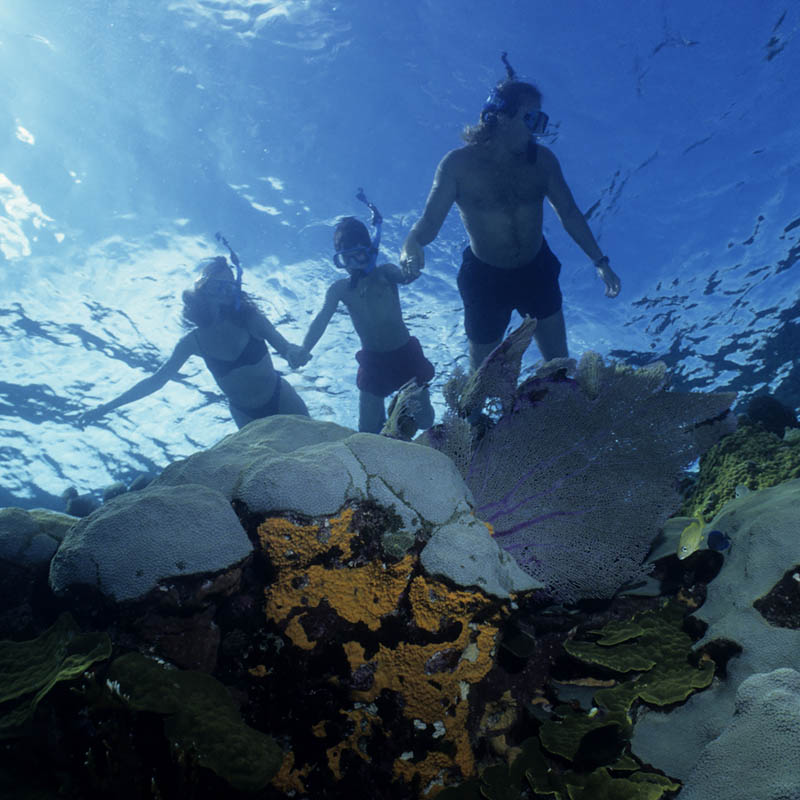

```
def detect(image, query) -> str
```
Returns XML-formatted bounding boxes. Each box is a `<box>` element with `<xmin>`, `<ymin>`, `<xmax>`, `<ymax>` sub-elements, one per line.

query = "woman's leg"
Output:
<box><xmin>277</xmin><ymin>377</ymin><xmax>310</xmax><ymax>416</ymax></box>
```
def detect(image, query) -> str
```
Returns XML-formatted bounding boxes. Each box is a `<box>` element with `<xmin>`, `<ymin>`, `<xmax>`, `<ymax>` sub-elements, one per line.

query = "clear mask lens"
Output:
<box><xmin>334</xmin><ymin>245</ymin><xmax>371</xmax><ymax>270</ymax></box>
<box><xmin>524</xmin><ymin>110</ymin><xmax>549</xmax><ymax>135</ymax></box>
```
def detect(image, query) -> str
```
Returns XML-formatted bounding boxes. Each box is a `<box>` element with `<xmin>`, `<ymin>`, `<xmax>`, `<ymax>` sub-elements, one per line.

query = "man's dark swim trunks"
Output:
<box><xmin>356</xmin><ymin>336</ymin><xmax>435</xmax><ymax>398</ymax></box>
<box><xmin>457</xmin><ymin>238</ymin><xmax>562</xmax><ymax>344</ymax></box>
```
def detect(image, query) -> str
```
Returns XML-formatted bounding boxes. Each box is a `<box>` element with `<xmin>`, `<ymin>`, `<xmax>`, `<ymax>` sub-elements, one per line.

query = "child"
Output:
<box><xmin>293</xmin><ymin>216</ymin><xmax>435</xmax><ymax>434</ymax></box>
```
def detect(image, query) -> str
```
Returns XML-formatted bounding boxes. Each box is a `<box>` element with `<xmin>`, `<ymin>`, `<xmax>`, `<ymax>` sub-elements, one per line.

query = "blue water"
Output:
<box><xmin>2</xmin><ymin>1</ymin><xmax>799</xmax><ymax>508</ymax></box>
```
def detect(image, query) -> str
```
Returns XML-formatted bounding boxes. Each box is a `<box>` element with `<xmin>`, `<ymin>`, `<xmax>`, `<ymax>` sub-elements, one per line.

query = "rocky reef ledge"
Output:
<box><xmin>1</xmin><ymin>416</ymin><xmax>539</xmax><ymax>798</ymax></box>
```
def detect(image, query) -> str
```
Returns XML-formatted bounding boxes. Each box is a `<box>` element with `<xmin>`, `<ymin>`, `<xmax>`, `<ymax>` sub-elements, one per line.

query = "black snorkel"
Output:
<box><xmin>481</xmin><ymin>52</ymin><xmax>517</xmax><ymax>122</ymax></box>
<box><xmin>215</xmin><ymin>231</ymin><xmax>243</xmax><ymax>310</ymax></box>
<box><xmin>355</xmin><ymin>187</ymin><xmax>383</xmax><ymax>274</ymax></box>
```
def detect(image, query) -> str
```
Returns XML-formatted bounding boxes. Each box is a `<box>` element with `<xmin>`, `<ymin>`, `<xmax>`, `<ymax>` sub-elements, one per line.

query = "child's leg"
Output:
<box><xmin>415</xmin><ymin>386</ymin><xmax>435</xmax><ymax>430</ymax></box>
<box><xmin>359</xmin><ymin>390</ymin><xmax>386</xmax><ymax>433</ymax></box>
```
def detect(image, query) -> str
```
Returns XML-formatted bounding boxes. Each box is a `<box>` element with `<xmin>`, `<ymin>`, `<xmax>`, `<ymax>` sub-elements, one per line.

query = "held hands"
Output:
<box><xmin>595</xmin><ymin>257</ymin><xmax>621</xmax><ymax>298</ymax></box>
<box><xmin>400</xmin><ymin>240</ymin><xmax>425</xmax><ymax>282</ymax></box>
<box><xmin>284</xmin><ymin>343</ymin><xmax>311</xmax><ymax>370</ymax></box>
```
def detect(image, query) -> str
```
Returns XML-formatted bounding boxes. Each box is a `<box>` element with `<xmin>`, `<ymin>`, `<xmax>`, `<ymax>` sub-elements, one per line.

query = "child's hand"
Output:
<box><xmin>285</xmin><ymin>344</ymin><xmax>311</xmax><ymax>369</ymax></box>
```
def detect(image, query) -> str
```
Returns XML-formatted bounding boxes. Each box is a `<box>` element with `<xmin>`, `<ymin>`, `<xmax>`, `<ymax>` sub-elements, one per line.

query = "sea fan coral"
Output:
<box><xmin>431</xmin><ymin>351</ymin><xmax>736</xmax><ymax>602</ymax></box>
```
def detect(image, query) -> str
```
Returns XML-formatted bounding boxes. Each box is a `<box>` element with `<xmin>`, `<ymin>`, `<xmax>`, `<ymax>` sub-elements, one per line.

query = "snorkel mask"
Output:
<box><xmin>197</xmin><ymin>273</ymin><xmax>239</xmax><ymax>301</ymax></box>
<box><xmin>333</xmin><ymin>188</ymin><xmax>383</xmax><ymax>275</ymax></box>
<box><xmin>481</xmin><ymin>52</ymin><xmax>548</xmax><ymax>137</ymax></box>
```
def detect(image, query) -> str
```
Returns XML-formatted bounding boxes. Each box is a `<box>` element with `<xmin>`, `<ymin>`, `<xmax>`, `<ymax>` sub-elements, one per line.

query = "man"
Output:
<box><xmin>400</xmin><ymin>77</ymin><xmax>621</xmax><ymax>371</ymax></box>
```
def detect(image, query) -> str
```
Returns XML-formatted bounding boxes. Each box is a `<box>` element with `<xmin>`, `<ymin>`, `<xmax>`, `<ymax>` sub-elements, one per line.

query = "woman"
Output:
<box><xmin>79</xmin><ymin>257</ymin><xmax>309</xmax><ymax>428</ymax></box>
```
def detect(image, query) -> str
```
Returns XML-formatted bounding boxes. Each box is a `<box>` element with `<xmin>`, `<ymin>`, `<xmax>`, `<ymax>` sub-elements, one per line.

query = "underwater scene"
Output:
<box><xmin>1</xmin><ymin>1</ymin><xmax>800</xmax><ymax>798</ymax></box>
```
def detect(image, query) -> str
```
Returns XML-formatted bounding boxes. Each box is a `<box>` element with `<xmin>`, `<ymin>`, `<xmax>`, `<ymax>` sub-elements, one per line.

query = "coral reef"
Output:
<box><xmin>678</xmin><ymin>668</ymin><xmax>800</xmax><ymax>800</ymax></box>
<box><xmin>633</xmin><ymin>479</ymin><xmax>800</xmax><ymax>780</ymax></box>
<box><xmin>681</xmin><ymin>422</ymin><xmax>800</xmax><ymax>520</ymax></box>
<box><xmin>428</xmin><ymin>349</ymin><xmax>736</xmax><ymax>602</ymax></box>
<box><xmin>0</xmin><ymin>613</ymin><xmax>111</xmax><ymax>738</ymax></box>
<box><xmin>255</xmin><ymin>507</ymin><xmax>512</xmax><ymax>797</ymax></box>
<box><xmin>108</xmin><ymin>652</ymin><xmax>283</xmax><ymax>792</ymax></box>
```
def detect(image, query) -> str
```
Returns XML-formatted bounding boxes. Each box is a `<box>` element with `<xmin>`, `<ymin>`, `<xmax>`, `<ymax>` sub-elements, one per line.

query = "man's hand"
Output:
<box><xmin>400</xmin><ymin>239</ymin><xmax>425</xmax><ymax>282</ymax></box>
<box><xmin>284</xmin><ymin>343</ymin><xmax>311</xmax><ymax>370</ymax></box>
<box><xmin>596</xmin><ymin>261</ymin><xmax>621</xmax><ymax>298</ymax></box>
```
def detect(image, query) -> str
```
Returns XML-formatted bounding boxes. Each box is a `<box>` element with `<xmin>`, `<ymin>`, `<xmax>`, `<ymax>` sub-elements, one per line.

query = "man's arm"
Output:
<box><xmin>541</xmin><ymin>147</ymin><xmax>621</xmax><ymax>298</ymax></box>
<box><xmin>78</xmin><ymin>333</ymin><xmax>196</xmax><ymax>426</ymax></box>
<box><xmin>400</xmin><ymin>151</ymin><xmax>459</xmax><ymax>279</ymax></box>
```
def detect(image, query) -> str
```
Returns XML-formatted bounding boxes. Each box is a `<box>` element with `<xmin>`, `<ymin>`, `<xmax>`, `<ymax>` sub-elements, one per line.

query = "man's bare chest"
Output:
<box><xmin>458</xmin><ymin>161</ymin><xmax>546</xmax><ymax>212</ymax></box>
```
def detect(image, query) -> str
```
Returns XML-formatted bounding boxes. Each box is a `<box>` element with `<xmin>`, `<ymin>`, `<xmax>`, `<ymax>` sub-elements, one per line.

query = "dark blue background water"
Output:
<box><xmin>1</xmin><ymin>1</ymin><xmax>799</xmax><ymax>508</ymax></box>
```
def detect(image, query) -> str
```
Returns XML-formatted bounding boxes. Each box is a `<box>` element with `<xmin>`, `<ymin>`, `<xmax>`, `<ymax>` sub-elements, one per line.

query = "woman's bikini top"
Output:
<box><xmin>195</xmin><ymin>331</ymin><xmax>268</xmax><ymax>381</ymax></box>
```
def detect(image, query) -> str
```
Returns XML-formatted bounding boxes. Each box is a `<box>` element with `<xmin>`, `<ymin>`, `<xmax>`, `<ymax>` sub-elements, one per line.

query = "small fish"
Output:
<box><xmin>707</xmin><ymin>530</ymin><xmax>731</xmax><ymax>552</ymax></box>
<box><xmin>677</xmin><ymin>512</ymin><xmax>705</xmax><ymax>560</ymax></box>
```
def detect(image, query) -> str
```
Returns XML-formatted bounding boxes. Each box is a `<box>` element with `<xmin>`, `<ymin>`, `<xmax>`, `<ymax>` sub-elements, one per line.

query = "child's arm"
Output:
<box><xmin>77</xmin><ymin>333</ymin><xmax>197</xmax><ymax>427</ymax></box>
<box><xmin>380</xmin><ymin>263</ymin><xmax>416</xmax><ymax>285</ymax></box>
<box><xmin>301</xmin><ymin>282</ymin><xmax>343</xmax><ymax>356</ymax></box>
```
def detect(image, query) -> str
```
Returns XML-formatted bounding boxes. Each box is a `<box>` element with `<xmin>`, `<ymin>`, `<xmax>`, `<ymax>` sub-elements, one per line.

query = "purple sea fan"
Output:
<box><xmin>463</xmin><ymin>354</ymin><xmax>736</xmax><ymax>603</ymax></box>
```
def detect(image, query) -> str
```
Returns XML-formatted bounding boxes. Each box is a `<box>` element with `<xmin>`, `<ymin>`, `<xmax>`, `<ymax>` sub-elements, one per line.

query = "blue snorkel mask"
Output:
<box><xmin>481</xmin><ymin>52</ymin><xmax>549</xmax><ymax>137</ymax></box>
<box><xmin>333</xmin><ymin>188</ymin><xmax>383</xmax><ymax>274</ymax></box>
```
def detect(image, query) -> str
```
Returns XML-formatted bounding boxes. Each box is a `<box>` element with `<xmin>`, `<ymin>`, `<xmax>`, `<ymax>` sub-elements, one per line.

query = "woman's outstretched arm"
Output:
<box><xmin>77</xmin><ymin>333</ymin><xmax>197</xmax><ymax>426</ymax></box>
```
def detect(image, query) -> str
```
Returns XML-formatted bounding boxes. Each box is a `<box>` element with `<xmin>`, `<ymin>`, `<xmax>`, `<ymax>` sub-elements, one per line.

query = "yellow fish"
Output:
<box><xmin>677</xmin><ymin>513</ymin><xmax>705</xmax><ymax>560</ymax></box>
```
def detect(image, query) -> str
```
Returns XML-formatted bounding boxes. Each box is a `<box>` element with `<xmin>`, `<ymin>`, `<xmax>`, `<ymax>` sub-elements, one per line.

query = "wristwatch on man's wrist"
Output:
<box><xmin>594</xmin><ymin>255</ymin><xmax>610</xmax><ymax>268</ymax></box>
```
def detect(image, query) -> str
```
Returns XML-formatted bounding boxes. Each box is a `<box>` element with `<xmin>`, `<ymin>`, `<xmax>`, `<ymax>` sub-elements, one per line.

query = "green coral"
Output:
<box><xmin>0</xmin><ymin>613</ymin><xmax>111</xmax><ymax>738</ymax></box>
<box><xmin>108</xmin><ymin>652</ymin><xmax>282</xmax><ymax>792</ymax></box>
<box><xmin>539</xmin><ymin>703</ymin><xmax>631</xmax><ymax>762</ymax></box>
<box><xmin>682</xmin><ymin>424</ymin><xmax>800</xmax><ymax>519</ymax></box>
<box><xmin>438</xmin><ymin>737</ymin><xmax>679</xmax><ymax>800</ymax></box>
<box><xmin>551</xmin><ymin>767</ymin><xmax>680</xmax><ymax>800</ymax></box>
<box><xmin>563</xmin><ymin>603</ymin><xmax>713</xmax><ymax>716</ymax></box>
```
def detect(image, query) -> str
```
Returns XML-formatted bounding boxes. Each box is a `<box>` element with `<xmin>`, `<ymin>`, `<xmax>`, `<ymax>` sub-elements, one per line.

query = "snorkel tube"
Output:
<box><xmin>481</xmin><ymin>52</ymin><xmax>517</xmax><ymax>122</ymax></box>
<box><xmin>215</xmin><ymin>231</ymin><xmax>243</xmax><ymax>310</ymax></box>
<box><xmin>355</xmin><ymin>187</ymin><xmax>383</xmax><ymax>274</ymax></box>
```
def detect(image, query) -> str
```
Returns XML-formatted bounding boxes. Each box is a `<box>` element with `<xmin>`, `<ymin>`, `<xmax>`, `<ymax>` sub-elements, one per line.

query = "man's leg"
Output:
<box><xmin>359</xmin><ymin>390</ymin><xmax>386</xmax><ymax>433</ymax></box>
<box><xmin>533</xmin><ymin>309</ymin><xmax>568</xmax><ymax>361</ymax></box>
<box><xmin>469</xmin><ymin>337</ymin><xmax>502</xmax><ymax>372</ymax></box>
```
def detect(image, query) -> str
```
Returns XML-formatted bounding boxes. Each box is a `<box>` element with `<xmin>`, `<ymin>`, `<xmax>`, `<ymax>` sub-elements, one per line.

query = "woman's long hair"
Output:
<box><xmin>181</xmin><ymin>257</ymin><xmax>259</xmax><ymax>329</ymax></box>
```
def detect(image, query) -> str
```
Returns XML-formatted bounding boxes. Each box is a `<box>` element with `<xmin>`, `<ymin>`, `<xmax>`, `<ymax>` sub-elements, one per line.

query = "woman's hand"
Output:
<box><xmin>284</xmin><ymin>343</ymin><xmax>311</xmax><ymax>369</ymax></box>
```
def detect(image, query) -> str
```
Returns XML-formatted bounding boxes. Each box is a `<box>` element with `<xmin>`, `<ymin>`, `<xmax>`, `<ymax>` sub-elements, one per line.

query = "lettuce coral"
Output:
<box><xmin>0</xmin><ymin>613</ymin><xmax>111</xmax><ymax>738</ymax></box>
